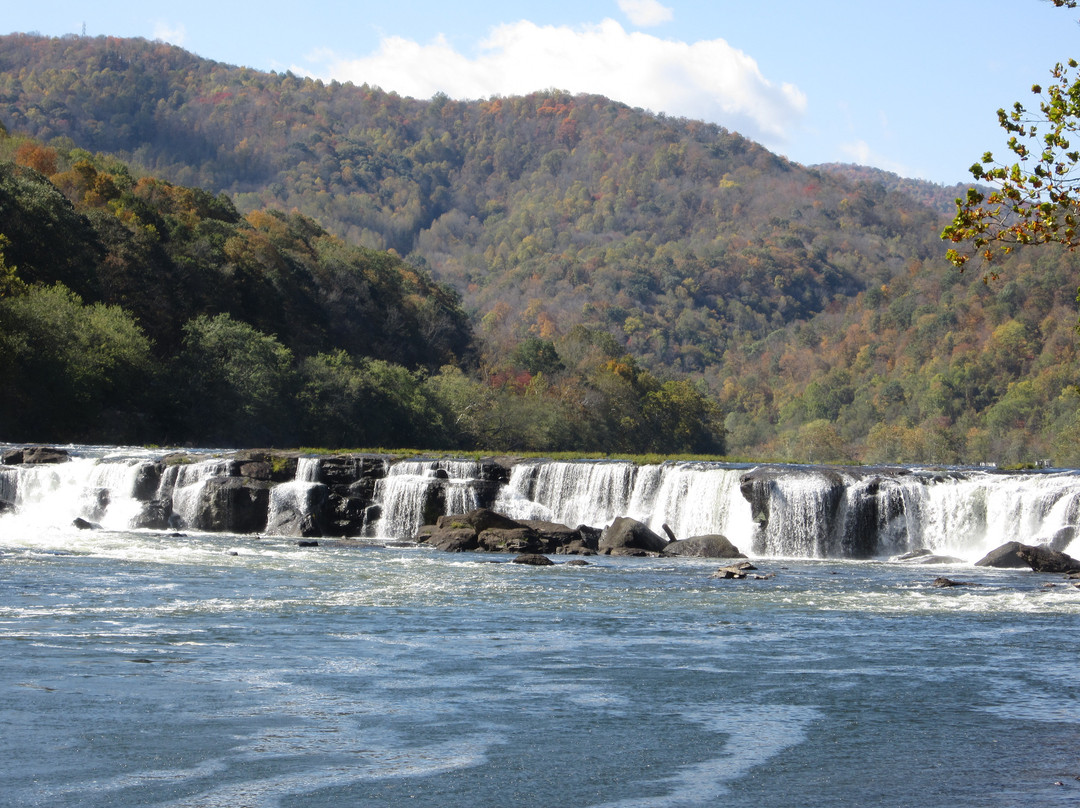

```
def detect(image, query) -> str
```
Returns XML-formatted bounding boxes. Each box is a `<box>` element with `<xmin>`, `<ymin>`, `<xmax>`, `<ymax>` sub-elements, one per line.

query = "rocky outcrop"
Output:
<box><xmin>512</xmin><ymin>553</ymin><xmax>555</xmax><ymax>566</ymax></box>
<box><xmin>132</xmin><ymin>499</ymin><xmax>173</xmax><ymax>530</ymax></box>
<box><xmin>265</xmin><ymin>483</ymin><xmax>329</xmax><ymax>538</ymax></box>
<box><xmin>974</xmin><ymin>542</ymin><xmax>1029</xmax><ymax>568</ymax></box>
<box><xmin>740</xmin><ymin>467</ymin><xmax>857</xmax><ymax>557</ymax></box>
<box><xmin>1017</xmin><ymin>544</ymin><xmax>1080</xmax><ymax>573</ymax></box>
<box><xmin>417</xmin><ymin>508</ymin><xmax>597</xmax><ymax>555</ymax></box>
<box><xmin>661</xmin><ymin>534</ymin><xmax>746</xmax><ymax>559</ymax></box>
<box><xmin>598</xmin><ymin>516</ymin><xmax>669</xmax><ymax>556</ymax></box>
<box><xmin>2</xmin><ymin>446</ymin><xmax>69</xmax><ymax>464</ymax></box>
<box><xmin>891</xmin><ymin>548</ymin><xmax>965</xmax><ymax>565</ymax></box>
<box><xmin>189</xmin><ymin>477</ymin><xmax>272</xmax><ymax>534</ymax></box>
<box><xmin>711</xmin><ymin>561</ymin><xmax>766</xmax><ymax>579</ymax></box>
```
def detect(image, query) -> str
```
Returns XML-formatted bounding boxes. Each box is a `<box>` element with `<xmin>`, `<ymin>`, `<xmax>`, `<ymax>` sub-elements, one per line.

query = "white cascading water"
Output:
<box><xmin>295</xmin><ymin>457</ymin><xmax>321</xmax><ymax>482</ymax></box>
<box><xmin>495</xmin><ymin>461</ymin><xmax>638</xmax><ymax>526</ymax></box>
<box><xmin>2</xmin><ymin>448</ymin><xmax>1080</xmax><ymax>559</ymax></box>
<box><xmin>495</xmin><ymin>460</ymin><xmax>754</xmax><ymax>542</ymax></box>
<box><xmin>0</xmin><ymin>456</ymin><xmax>153</xmax><ymax>532</ymax></box>
<box><xmin>266</xmin><ymin>457</ymin><xmax>324</xmax><ymax>536</ymax></box>
<box><xmin>370</xmin><ymin>459</ymin><xmax>481</xmax><ymax>539</ymax></box>
<box><xmin>884</xmin><ymin>471</ymin><xmax>1080</xmax><ymax>559</ymax></box>
<box><xmin>754</xmin><ymin>473</ymin><xmax>847</xmax><ymax>557</ymax></box>
<box><xmin>158</xmin><ymin>458</ymin><xmax>234</xmax><ymax>529</ymax></box>
<box><xmin>633</xmin><ymin>463</ymin><xmax>754</xmax><ymax>542</ymax></box>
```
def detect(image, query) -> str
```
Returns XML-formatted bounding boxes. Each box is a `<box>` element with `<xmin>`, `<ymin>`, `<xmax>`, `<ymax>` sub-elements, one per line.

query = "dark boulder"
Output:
<box><xmin>131</xmin><ymin>462</ymin><xmax>163</xmax><ymax>500</ymax></box>
<box><xmin>523</xmin><ymin>520</ymin><xmax>597</xmax><ymax>554</ymax></box>
<box><xmin>662</xmin><ymin>534</ymin><xmax>746</xmax><ymax>559</ymax></box>
<box><xmin>429</xmin><ymin>528</ymin><xmax>480</xmax><ymax>552</ymax></box>
<box><xmin>2</xmin><ymin>446</ymin><xmax>70</xmax><ymax>465</ymax></box>
<box><xmin>420</xmin><ymin>509</ymin><xmax>593</xmax><ymax>555</ymax></box>
<box><xmin>598</xmin><ymin>517</ymin><xmax>668</xmax><ymax>556</ymax></box>
<box><xmin>439</xmin><ymin>508</ymin><xmax>522</xmax><ymax>533</ymax></box>
<box><xmin>72</xmin><ymin>517</ymin><xmax>97</xmax><ymax>530</ymax></box>
<box><xmin>478</xmin><ymin>527</ymin><xmax>541</xmax><ymax>553</ymax></box>
<box><xmin>711</xmin><ymin>561</ymin><xmax>757</xmax><ymax>579</ymax></box>
<box><xmin>190</xmin><ymin>477</ymin><xmax>271</xmax><ymax>534</ymax></box>
<box><xmin>932</xmin><ymin>577</ymin><xmax>978</xmax><ymax>588</ymax></box>
<box><xmin>974</xmin><ymin>542</ymin><xmax>1029</xmax><ymax>569</ymax></box>
<box><xmin>1017</xmin><ymin>544</ymin><xmax>1080</xmax><ymax>573</ymax></box>
<box><xmin>512</xmin><ymin>553</ymin><xmax>555</xmax><ymax>566</ymax></box>
<box><xmin>265</xmin><ymin>483</ymin><xmax>329</xmax><ymax>538</ymax></box>
<box><xmin>131</xmin><ymin>499</ymin><xmax>173</xmax><ymax>530</ymax></box>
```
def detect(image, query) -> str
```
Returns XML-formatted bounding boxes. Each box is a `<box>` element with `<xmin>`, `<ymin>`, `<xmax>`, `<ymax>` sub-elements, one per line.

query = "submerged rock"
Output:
<box><xmin>512</xmin><ymin>553</ymin><xmax>554</xmax><ymax>566</ymax></box>
<box><xmin>932</xmin><ymin>576</ymin><xmax>979</xmax><ymax>588</ymax></box>
<box><xmin>661</xmin><ymin>534</ymin><xmax>746</xmax><ymax>559</ymax></box>
<box><xmin>711</xmin><ymin>561</ymin><xmax>758</xmax><ymax>579</ymax></box>
<box><xmin>892</xmin><ymin>548</ymin><xmax>965</xmax><ymax>565</ymax></box>
<box><xmin>429</xmin><ymin>528</ymin><xmax>480</xmax><ymax>553</ymax></box>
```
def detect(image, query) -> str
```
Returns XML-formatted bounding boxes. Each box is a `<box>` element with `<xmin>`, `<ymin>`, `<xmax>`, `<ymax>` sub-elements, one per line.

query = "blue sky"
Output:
<box><xmin>5</xmin><ymin>1</ymin><xmax>1078</xmax><ymax>185</ymax></box>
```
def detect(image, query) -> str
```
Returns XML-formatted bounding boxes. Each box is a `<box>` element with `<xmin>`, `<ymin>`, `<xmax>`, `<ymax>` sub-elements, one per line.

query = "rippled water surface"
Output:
<box><xmin>2</xmin><ymin>528</ymin><xmax>1080</xmax><ymax>807</ymax></box>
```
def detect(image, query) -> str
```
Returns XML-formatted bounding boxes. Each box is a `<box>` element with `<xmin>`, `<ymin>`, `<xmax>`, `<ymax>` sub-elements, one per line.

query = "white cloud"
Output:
<box><xmin>839</xmin><ymin>139</ymin><xmax>909</xmax><ymax>175</ymax></box>
<box><xmin>618</xmin><ymin>0</ymin><xmax>674</xmax><ymax>27</ymax></box>
<box><xmin>153</xmin><ymin>22</ymin><xmax>186</xmax><ymax>46</ymax></box>
<box><xmin>300</xmin><ymin>19</ymin><xmax>806</xmax><ymax>146</ymax></box>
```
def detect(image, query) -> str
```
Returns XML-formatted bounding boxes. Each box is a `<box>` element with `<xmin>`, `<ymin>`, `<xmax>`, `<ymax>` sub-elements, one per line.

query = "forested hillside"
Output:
<box><xmin>2</xmin><ymin>32</ymin><xmax>1080</xmax><ymax>465</ymax></box>
<box><xmin>0</xmin><ymin>133</ymin><xmax>724</xmax><ymax>452</ymax></box>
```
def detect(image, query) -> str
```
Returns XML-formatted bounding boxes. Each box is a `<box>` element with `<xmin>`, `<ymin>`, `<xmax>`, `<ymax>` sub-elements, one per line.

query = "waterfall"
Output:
<box><xmin>0</xmin><ymin>455</ymin><xmax>154</xmax><ymax>531</ymax></box>
<box><xmin>2</xmin><ymin>446</ymin><xmax>1079</xmax><ymax>559</ymax></box>
<box><xmin>495</xmin><ymin>461</ymin><xmax>638</xmax><ymax>526</ymax></box>
<box><xmin>370</xmin><ymin>459</ymin><xmax>481</xmax><ymax>539</ymax></box>
<box><xmin>266</xmin><ymin>457</ymin><xmax>325</xmax><ymax>537</ymax></box>
<box><xmin>163</xmin><ymin>459</ymin><xmax>235</xmax><ymax>530</ymax></box>
<box><xmin>0</xmin><ymin>466</ymin><xmax>17</xmax><ymax>506</ymax></box>
<box><xmin>884</xmin><ymin>470</ymin><xmax>1080</xmax><ymax>559</ymax></box>
<box><xmin>296</xmin><ymin>457</ymin><xmax>321</xmax><ymax>482</ymax></box>
<box><xmin>632</xmin><ymin>463</ymin><xmax>754</xmax><ymax>542</ymax></box>
<box><xmin>753</xmin><ymin>472</ymin><xmax>850</xmax><ymax>557</ymax></box>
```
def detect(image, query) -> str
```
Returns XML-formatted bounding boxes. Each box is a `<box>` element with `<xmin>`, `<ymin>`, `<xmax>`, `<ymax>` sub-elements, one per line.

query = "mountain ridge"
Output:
<box><xmin>2</xmin><ymin>33</ymin><xmax>1079</xmax><ymax>465</ymax></box>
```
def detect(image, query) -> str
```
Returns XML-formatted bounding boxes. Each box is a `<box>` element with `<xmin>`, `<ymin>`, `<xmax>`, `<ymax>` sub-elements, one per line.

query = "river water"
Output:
<box><xmin>3</xmin><ymin>518</ymin><xmax>1080</xmax><ymax>807</ymax></box>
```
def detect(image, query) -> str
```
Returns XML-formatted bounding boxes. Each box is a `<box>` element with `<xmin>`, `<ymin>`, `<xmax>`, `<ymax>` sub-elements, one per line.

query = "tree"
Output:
<box><xmin>174</xmin><ymin>313</ymin><xmax>296</xmax><ymax>446</ymax></box>
<box><xmin>943</xmin><ymin>1</ymin><xmax>1080</xmax><ymax>270</ymax></box>
<box><xmin>0</xmin><ymin>234</ymin><xmax>25</xmax><ymax>298</ymax></box>
<box><xmin>0</xmin><ymin>283</ymin><xmax>154</xmax><ymax>440</ymax></box>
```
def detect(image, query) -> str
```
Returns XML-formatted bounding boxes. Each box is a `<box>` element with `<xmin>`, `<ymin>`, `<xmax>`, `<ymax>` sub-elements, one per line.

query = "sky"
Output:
<box><xmin>5</xmin><ymin>1</ymin><xmax>1079</xmax><ymax>186</ymax></box>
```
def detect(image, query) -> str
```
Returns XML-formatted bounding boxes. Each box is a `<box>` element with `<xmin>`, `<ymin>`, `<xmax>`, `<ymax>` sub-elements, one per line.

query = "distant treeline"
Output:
<box><xmin>0</xmin><ymin>136</ymin><xmax>724</xmax><ymax>453</ymax></box>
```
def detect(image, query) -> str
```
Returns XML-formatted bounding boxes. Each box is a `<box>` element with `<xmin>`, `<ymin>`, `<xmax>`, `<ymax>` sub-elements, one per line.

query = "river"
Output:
<box><xmin>2</xmin><ymin>446</ymin><xmax>1079</xmax><ymax>806</ymax></box>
